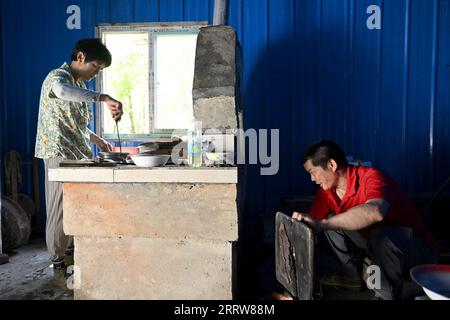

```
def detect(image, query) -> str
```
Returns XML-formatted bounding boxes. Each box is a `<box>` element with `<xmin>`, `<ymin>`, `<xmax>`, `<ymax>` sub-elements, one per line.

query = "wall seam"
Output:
<box><xmin>429</xmin><ymin>0</ymin><xmax>440</xmax><ymax>189</ymax></box>
<box><xmin>402</xmin><ymin>0</ymin><xmax>411</xmax><ymax>188</ymax></box>
<box><xmin>376</xmin><ymin>0</ymin><xmax>385</xmax><ymax>167</ymax></box>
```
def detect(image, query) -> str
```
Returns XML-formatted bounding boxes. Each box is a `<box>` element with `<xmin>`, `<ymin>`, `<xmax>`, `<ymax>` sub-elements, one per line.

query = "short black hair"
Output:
<box><xmin>71</xmin><ymin>38</ymin><xmax>112</xmax><ymax>67</ymax></box>
<box><xmin>301</xmin><ymin>140</ymin><xmax>348</xmax><ymax>170</ymax></box>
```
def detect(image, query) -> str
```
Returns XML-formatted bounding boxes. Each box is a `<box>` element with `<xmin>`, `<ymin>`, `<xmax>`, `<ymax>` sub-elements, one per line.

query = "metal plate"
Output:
<box><xmin>59</xmin><ymin>160</ymin><xmax>95</xmax><ymax>167</ymax></box>
<box><xmin>59</xmin><ymin>160</ymin><xmax>117</xmax><ymax>167</ymax></box>
<box><xmin>275</xmin><ymin>212</ymin><xmax>314</xmax><ymax>300</ymax></box>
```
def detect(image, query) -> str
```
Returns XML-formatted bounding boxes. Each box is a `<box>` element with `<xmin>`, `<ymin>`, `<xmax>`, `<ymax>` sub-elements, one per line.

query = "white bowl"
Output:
<box><xmin>130</xmin><ymin>155</ymin><xmax>170</xmax><ymax>167</ymax></box>
<box><xmin>410</xmin><ymin>264</ymin><xmax>450</xmax><ymax>300</ymax></box>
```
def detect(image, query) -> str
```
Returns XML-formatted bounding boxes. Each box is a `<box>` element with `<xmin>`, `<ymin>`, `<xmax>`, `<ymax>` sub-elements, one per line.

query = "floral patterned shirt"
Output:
<box><xmin>35</xmin><ymin>63</ymin><xmax>94</xmax><ymax>160</ymax></box>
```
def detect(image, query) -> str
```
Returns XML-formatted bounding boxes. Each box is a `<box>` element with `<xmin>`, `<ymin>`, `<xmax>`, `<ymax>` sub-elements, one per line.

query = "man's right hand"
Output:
<box><xmin>292</xmin><ymin>211</ymin><xmax>324</xmax><ymax>232</ymax></box>
<box><xmin>100</xmin><ymin>94</ymin><xmax>123</xmax><ymax>121</ymax></box>
<box><xmin>292</xmin><ymin>211</ymin><xmax>312</xmax><ymax>222</ymax></box>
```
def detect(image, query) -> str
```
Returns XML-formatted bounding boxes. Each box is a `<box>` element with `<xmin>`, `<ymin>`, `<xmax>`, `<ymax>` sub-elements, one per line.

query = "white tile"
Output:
<box><xmin>113</xmin><ymin>167</ymin><xmax>238</xmax><ymax>183</ymax></box>
<box><xmin>48</xmin><ymin>168</ymin><xmax>114</xmax><ymax>182</ymax></box>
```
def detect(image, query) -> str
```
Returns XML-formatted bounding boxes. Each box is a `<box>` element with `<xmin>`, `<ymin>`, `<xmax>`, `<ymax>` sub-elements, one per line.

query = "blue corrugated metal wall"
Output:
<box><xmin>0</xmin><ymin>4</ymin><xmax>3</xmax><ymax>159</ymax></box>
<box><xmin>1</xmin><ymin>0</ymin><xmax>450</xmax><ymax>237</ymax></box>
<box><xmin>0</xmin><ymin>4</ymin><xmax>3</xmax><ymax>183</ymax></box>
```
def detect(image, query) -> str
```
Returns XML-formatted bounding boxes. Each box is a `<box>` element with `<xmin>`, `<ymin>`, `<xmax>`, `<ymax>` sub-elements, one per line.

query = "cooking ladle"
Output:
<box><xmin>115</xmin><ymin>119</ymin><xmax>122</xmax><ymax>155</ymax></box>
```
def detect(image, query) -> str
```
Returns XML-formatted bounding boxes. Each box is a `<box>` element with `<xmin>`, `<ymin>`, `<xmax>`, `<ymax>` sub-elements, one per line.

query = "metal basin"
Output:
<box><xmin>410</xmin><ymin>264</ymin><xmax>450</xmax><ymax>300</ymax></box>
<box><xmin>130</xmin><ymin>154</ymin><xmax>170</xmax><ymax>167</ymax></box>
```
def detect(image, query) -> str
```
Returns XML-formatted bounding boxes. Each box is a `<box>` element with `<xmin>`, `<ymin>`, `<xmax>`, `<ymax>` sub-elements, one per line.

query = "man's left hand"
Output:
<box><xmin>91</xmin><ymin>135</ymin><xmax>113</xmax><ymax>152</ymax></box>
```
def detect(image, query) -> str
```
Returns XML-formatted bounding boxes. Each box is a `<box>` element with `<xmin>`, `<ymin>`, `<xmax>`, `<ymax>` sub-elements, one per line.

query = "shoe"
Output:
<box><xmin>272</xmin><ymin>290</ymin><xmax>296</xmax><ymax>300</ymax></box>
<box><xmin>319</xmin><ymin>274</ymin><xmax>363</xmax><ymax>290</ymax></box>
<box><xmin>64</xmin><ymin>254</ymin><xmax>74</xmax><ymax>267</ymax></box>
<box><xmin>53</xmin><ymin>266</ymin><xmax>69</xmax><ymax>290</ymax></box>
<box><xmin>372</xmin><ymin>293</ymin><xmax>385</xmax><ymax>300</ymax></box>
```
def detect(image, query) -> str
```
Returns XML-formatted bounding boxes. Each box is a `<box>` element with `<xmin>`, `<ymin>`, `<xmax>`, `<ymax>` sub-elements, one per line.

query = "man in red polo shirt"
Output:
<box><xmin>293</xmin><ymin>140</ymin><xmax>440</xmax><ymax>300</ymax></box>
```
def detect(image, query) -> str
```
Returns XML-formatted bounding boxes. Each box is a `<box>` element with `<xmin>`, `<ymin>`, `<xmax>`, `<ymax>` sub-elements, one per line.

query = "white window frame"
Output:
<box><xmin>95</xmin><ymin>21</ymin><xmax>208</xmax><ymax>141</ymax></box>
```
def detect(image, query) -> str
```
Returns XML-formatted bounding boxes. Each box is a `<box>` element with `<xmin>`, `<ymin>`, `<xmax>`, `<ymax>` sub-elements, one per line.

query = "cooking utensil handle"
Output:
<box><xmin>115</xmin><ymin>119</ymin><xmax>122</xmax><ymax>155</ymax></box>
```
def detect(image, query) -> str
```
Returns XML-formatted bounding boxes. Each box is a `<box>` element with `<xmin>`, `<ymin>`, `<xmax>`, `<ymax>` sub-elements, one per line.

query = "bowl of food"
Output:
<box><xmin>204</xmin><ymin>152</ymin><xmax>234</xmax><ymax>165</ymax></box>
<box><xmin>410</xmin><ymin>264</ymin><xmax>450</xmax><ymax>300</ymax></box>
<box><xmin>130</xmin><ymin>154</ymin><xmax>170</xmax><ymax>167</ymax></box>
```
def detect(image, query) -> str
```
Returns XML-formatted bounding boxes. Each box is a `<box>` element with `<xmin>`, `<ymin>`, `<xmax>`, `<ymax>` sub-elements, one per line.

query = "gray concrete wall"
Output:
<box><xmin>63</xmin><ymin>181</ymin><xmax>239</xmax><ymax>300</ymax></box>
<box><xmin>63</xmin><ymin>183</ymin><xmax>238</xmax><ymax>241</ymax></box>
<box><xmin>74</xmin><ymin>237</ymin><xmax>234</xmax><ymax>300</ymax></box>
<box><xmin>193</xmin><ymin>25</ymin><xmax>242</xmax><ymax>130</ymax></box>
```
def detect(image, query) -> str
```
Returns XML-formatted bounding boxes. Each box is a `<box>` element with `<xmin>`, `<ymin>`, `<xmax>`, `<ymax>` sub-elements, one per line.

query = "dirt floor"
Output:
<box><xmin>0</xmin><ymin>238</ymin><xmax>73</xmax><ymax>300</ymax></box>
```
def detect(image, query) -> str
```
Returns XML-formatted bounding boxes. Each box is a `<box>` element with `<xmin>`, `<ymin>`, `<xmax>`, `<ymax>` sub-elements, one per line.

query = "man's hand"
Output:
<box><xmin>292</xmin><ymin>211</ymin><xmax>324</xmax><ymax>233</ymax></box>
<box><xmin>100</xmin><ymin>94</ymin><xmax>123</xmax><ymax>121</ymax></box>
<box><xmin>91</xmin><ymin>134</ymin><xmax>113</xmax><ymax>152</ymax></box>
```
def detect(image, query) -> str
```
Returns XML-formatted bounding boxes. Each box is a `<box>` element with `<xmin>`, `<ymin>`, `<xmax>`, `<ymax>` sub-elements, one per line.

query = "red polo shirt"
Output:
<box><xmin>309</xmin><ymin>165</ymin><xmax>439</xmax><ymax>250</ymax></box>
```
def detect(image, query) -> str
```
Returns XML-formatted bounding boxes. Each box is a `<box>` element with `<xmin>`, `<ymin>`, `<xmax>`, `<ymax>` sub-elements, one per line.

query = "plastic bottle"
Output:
<box><xmin>187</xmin><ymin>119</ymin><xmax>203</xmax><ymax>167</ymax></box>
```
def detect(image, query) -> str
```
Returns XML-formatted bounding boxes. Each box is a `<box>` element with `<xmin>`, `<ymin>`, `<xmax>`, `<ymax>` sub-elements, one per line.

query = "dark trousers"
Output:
<box><xmin>315</xmin><ymin>226</ymin><xmax>438</xmax><ymax>300</ymax></box>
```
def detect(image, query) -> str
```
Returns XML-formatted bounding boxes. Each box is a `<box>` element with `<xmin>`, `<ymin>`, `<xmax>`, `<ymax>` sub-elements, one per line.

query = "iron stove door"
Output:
<box><xmin>275</xmin><ymin>211</ymin><xmax>314</xmax><ymax>300</ymax></box>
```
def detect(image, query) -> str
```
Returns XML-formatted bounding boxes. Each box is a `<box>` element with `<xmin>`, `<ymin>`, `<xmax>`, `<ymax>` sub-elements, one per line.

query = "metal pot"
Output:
<box><xmin>1</xmin><ymin>196</ymin><xmax>31</xmax><ymax>251</ymax></box>
<box><xmin>138</xmin><ymin>142</ymin><xmax>159</xmax><ymax>154</ymax></box>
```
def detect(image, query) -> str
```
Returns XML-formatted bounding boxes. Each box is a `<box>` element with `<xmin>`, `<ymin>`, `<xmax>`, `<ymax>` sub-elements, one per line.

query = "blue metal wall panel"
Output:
<box><xmin>378</xmin><ymin>0</ymin><xmax>409</xmax><ymax>187</ymax></box>
<box><xmin>347</xmin><ymin>0</ymin><xmax>382</xmax><ymax>167</ymax></box>
<box><xmin>2</xmin><ymin>0</ymin><xmax>27</xmax><ymax>181</ymax></box>
<box><xmin>184</xmin><ymin>0</ymin><xmax>210</xmax><ymax>22</ymax></box>
<box><xmin>320</xmin><ymin>0</ymin><xmax>350</xmax><ymax>149</ymax></box>
<box><xmin>228</xmin><ymin>0</ymin><xmax>243</xmax><ymax>45</ymax></box>
<box><xmin>242</xmin><ymin>0</ymin><xmax>269</xmax><ymax>236</ymax></box>
<box><xmin>406</xmin><ymin>0</ymin><xmax>437</xmax><ymax>192</ymax></box>
<box><xmin>96</xmin><ymin>0</ymin><xmax>112</xmax><ymax>23</ymax></box>
<box><xmin>1</xmin><ymin>0</ymin><xmax>32</xmax><ymax>223</ymax></box>
<box><xmin>1</xmin><ymin>0</ymin><xmax>450</xmax><ymax>235</ymax></box>
<box><xmin>159</xmin><ymin>0</ymin><xmax>184</xmax><ymax>21</ymax></box>
<box><xmin>291</xmin><ymin>0</ymin><xmax>323</xmax><ymax>196</ymax></box>
<box><xmin>134</xmin><ymin>0</ymin><xmax>159</xmax><ymax>22</ymax></box>
<box><xmin>110</xmin><ymin>0</ymin><xmax>135</xmax><ymax>22</ymax></box>
<box><xmin>434</xmin><ymin>0</ymin><xmax>450</xmax><ymax>187</ymax></box>
<box><xmin>0</xmin><ymin>1</ymin><xmax>4</xmax><ymax>167</ymax></box>
<box><xmin>264</xmin><ymin>0</ymin><xmax>294</xmax><ymax>218</ymax></box>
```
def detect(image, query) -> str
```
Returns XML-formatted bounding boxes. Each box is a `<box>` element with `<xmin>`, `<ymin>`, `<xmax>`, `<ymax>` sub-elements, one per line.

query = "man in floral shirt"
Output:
<box><xmin>35</xmin><ymin>39</ymin><xmax>123</xmax><ymax>288</ymax></box>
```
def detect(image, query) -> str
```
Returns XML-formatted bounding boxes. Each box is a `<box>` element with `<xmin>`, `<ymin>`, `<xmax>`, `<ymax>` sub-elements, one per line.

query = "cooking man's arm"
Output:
<box><xmin>51</xmin><ymin>82</ymin><xmax>123</xmax><ymax>121</ymax></box>
<box><xmin>52</xmin><ymin>81</ymin><xmax>100</xmax><ymax>102</ymax></box>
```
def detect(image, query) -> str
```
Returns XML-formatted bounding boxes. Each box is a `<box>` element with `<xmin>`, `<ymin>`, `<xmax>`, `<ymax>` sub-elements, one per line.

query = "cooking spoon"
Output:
<box><xmin>115</xmin><ymin>119</ymin><xmax>122</xmax><ymax>155</ymax></box>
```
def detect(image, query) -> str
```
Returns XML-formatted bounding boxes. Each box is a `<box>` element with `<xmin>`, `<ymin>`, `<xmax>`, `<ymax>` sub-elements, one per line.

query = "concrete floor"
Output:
<box><xmin>0</xmin><ymin>237</ymin><xmax>373</xmax><ymax>300</ymax></box>
<box><xmin>252</xmin><ymin>241</ymin><xmax>375</xmax><ymax>300</ymax></box>
<box><xmin>0</xmin><ymin>238</ymin><xmax>73</xmax><ymax>300</ymax></box>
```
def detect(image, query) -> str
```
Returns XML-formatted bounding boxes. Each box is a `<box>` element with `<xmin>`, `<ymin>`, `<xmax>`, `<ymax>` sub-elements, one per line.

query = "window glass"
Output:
<box><xmin>154</xmin><ymin>33</ymin><xmax>197</xmax><ymax>129</ymax></box>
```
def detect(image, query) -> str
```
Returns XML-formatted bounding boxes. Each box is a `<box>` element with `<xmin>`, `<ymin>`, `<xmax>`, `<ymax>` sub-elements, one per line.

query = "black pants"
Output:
<box><xmin>315</xmin><ymin>226</ymin><xmax>438</xmax><ymax>300</ymax></box>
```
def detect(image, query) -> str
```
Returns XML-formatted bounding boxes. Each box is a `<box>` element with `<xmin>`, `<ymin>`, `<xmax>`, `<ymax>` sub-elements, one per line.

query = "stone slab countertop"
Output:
<box><xmin>48</xmin><ymin>165</ymin><xmax>238</xmax><ymax>184</ymax></box>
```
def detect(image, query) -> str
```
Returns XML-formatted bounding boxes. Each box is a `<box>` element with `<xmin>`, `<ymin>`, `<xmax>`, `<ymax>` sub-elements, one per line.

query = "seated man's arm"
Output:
<box><xmin>320</xmin><ymin>198</ymin><xmax>389</xmax><ymax>231</ymax></box>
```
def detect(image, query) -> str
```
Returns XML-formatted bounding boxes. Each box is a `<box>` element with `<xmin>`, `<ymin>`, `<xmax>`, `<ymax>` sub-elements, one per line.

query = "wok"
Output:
<box><xmin>98</xmin><ymin>151</ymin><xmax>130</xmax><ymax>163</ymax></box>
